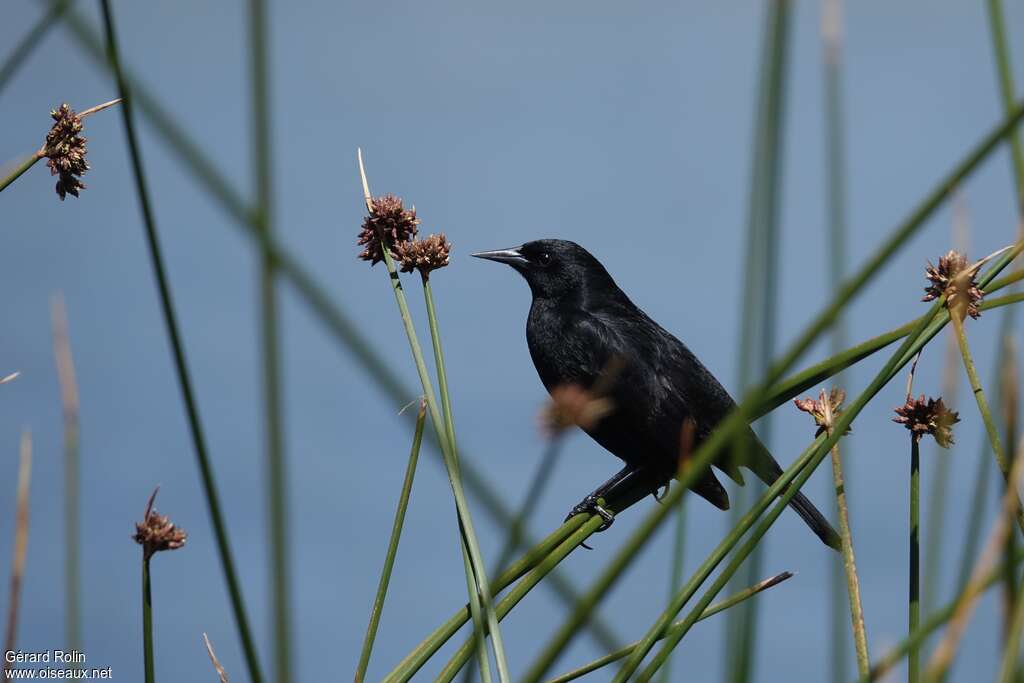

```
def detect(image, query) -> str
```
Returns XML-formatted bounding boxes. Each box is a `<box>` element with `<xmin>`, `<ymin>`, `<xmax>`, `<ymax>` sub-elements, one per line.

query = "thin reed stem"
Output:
<box><xmin>955</xmin><ymin>440</ymin><xmax>994</xmax><ymax>592</ymax></box>
<box><xmin>658</xmin><ymin>496</ymin><xmax>688</xmax><ymax>683</ymax></box>
<box><xmin>461</xmin><ymin>438</ymin><xmax>568</xmax><ymax>683</ymax></box>
<box><xmin>725</xmin><ymin>1</ymin><xmax>791</xmax><ymax>677</ymax></box>
<box><xmin>50</xmin><ymin>295</ymin><xmax>80</xmax><ymax>653</ymax></box>
<box><xmin>382</xmin><ymin>516</ymin><xmax>589</xmax><ymax>683</ymax></box>
<box><xmin>823</xmin><ymin>0</ymin><xmax>851</xmax><ymax>673</ymax></box>
<box><xmin>421</xmin><ymin>275</ymin><xmax>496</xmax><ymax>683</ymax></box>
<box><xmin>985</xmin><ymin>0</ymin><xmax>1024</xmax><ymax>197</ymax></box>
<box><xmin>830</xmin><ymin>441</ymin><xmax>870</xmax><ymax>677</ymax></box>
<box><xmin>355</xmin><ymin>401</ymin><xmax>427</xmax><ymax>683</ymax></box>
<box><xmin>246</xmin><ymin>1</ymin><xmax>289</xmax><ymax>680</ymax></box>
<box><xmin>0</xmin><ymin>152</ymin><xmax>42</xmax><ymax>193</ymax></box>
<box><xmin>96</xmin><ymin>4</ymin><xmax>264</xmax><ymax>681</ymax></box>
<box><xmin>862</xmin><ymin>545</ymin><xmax>1024</xmax><ymax>682</ymax></box>
<box><xmin>909</xmin><ymin>437</ymin><xmax>920</xmax><ymax>683</ymax></box>
<box><xmin>434</xmin><ymin>516</ymin><xmax>607</xmax><ymax>683</ymax></box>
<box><xmin>950</xmin><ymin>310</ymin><xmax>1024</xmax><ymax>533</ymax></box>
<box><xmin>548</xmin><ymin>571</ymin><xmax>794</xmax><ymax>683</ymax></box>
<box><xmin>358</xmin><ymin>154</ymin><xmax>509</xmax><ymax>682</ymax></box>
<box><xmin>998</xmin><ymin>570</ymin><xmax>1024</xmax><ymax>682</ymax></box>
<box><xmin>3</xmin><ymin>433</ymin><xmax>32</xmax><ymax>681</ymax></box>
<box><xmin>142</xmin><ymin>557</ymin><xmax>155</xmax><ymax>683</ymax></box>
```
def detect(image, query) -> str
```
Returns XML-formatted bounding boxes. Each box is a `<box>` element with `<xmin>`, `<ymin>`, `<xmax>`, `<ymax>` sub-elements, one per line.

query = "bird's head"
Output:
<box><xmin>472</xmin><ymin>239</ymin><xmax>618</xmax><ymax>301</ymax></box>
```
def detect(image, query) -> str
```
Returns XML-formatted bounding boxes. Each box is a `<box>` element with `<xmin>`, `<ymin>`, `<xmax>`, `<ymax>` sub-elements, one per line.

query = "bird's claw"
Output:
<box><xmin>564</xmin><ymin>495</ymin><xmax>616</xmax><ymax>532</ymax></box>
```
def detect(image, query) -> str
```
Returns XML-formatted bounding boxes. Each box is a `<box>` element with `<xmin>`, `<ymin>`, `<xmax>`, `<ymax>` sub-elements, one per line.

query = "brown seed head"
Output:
<box><xmin>133</xmin><ymin>488</ymin><xmax>187</xmax><ymax>561</ymax></box>
<box><xmin>394</xmin><ymin>233</ymin><xmax>452</xmax><ymax>276</ymax></box>
<box><xmin>44</xmin><ymin>103</ymin><xmax>89</xmax><ymax>201</ymax></box>
<box><xmin>357</xmin><ymin>194</ymin><xmax>420</xmax><ymax>265</ymax></box>
<box><xmin>893</xmin><ymin>394</ymin><xmax>960</xmax><ymax>447</ymax></box>
<box><xmin>922</xmin><ymin>250</ymin><xmax>983</xmax><ymax>320</ymax></box>
<box><xmin>540</xmin><ymin>384</ymin><xmax>614</xmax><ymax>435</ymax></box>
<box><xmin>794</xmin><ymin>387</ymin><xmax>849</xmax><ymax>437</ymax></box>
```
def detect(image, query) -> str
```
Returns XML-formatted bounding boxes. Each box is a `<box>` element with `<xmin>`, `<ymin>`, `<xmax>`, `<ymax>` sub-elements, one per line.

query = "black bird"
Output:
<box><xmin>473</xmin><ymin>239</ymin><xmax>841</xmax><ymax>550</ymax></box>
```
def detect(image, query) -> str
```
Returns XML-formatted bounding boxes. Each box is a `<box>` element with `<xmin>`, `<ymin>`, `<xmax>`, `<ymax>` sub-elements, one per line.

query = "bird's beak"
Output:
<box><xmin>471</xmin><ymin>246</ymin><xmax>529</xmax><ymax>266</ymax></box>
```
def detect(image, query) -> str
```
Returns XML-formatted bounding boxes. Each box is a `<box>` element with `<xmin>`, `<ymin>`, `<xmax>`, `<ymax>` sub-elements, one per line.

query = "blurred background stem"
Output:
<box><xmin>822</xmin><ymin>0</ymin><xmax>852</xmax><ymax>678</ymax></box>
<box><xmin>50</xmin><ymin>294</ymin><xmax>81</xmax><ymax>655</ymax></box>
<box><xmin>725</xmin><ymin>2</ymin><xmax>790</xmax><ymax>680</ymax></box>
<box><xmin>3</xmin><ymin>433</ymin><xmax>32</xmax><ymax>681</ymax></box>
<box><xmin>96</xmin><ymin>3</ymin><xmax>264</xmax><ymax>681</ymax></box>
<box><xmin>246</xmin><ymin>1</ymin><xmax>291</xmax><ymax>680</ymax></box>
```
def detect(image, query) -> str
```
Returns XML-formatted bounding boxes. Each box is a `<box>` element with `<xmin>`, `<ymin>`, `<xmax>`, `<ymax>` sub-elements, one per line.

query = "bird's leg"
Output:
<box><xmin>563</xmin><ymin>465</ymin><xmax>634</xmax><ymax>531</ymax></box>
<box><xmin>565</xmin><ymin>465</ymin><xmax>667</xmax><ymax>533</ymax></box>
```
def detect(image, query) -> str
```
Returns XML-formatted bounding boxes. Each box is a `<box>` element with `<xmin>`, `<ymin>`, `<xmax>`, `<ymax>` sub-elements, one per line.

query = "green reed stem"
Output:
<box><xmin>614</xmin><ymin>439</ymin><xmax>821</xmax><ymax>683</ymax></box>
<box><xmin>355</xmin><ymin>401</ymin><xmax>427</xmax><ymax>683</ymax></box>
<box><xmin>50</xmin><ymin>295</ymin><xmax>81</xmax><ymax>656</ymax></box>
<box><xmin>0</xmin><ymin>0</ymin><xmax>70</xmax><ymax>94</ymax></box>
<box><xmin>997</xmin><ymin>574</ymin><xmax>1024</xmax><ymax>682</ymax></box>
<box><xmin>434</xmin><ymin>515</ymin><xmax>608</xmax><ymax>683</ymax></box>
<box><xmin>96</xmin><ymin>3</ymin><xmax>264</xmax><ymax>681</ymax></box>
<box><xmin>360</xmin><ymin>171</ymin><xmax>508</xmax><ymax>681</ymax></box>
<box><xmin>637</xmin><ymin>458</ymin><xmax>818</xmax><ymax>681</ymax></box>
<box><xmin>909</xmin><ymin>437</ymin><xmax>921</xmax><ymax>683</ymax></box>
<box><xmin>141</xmin><ymin>558</ymin><xmax>154</xmax><ymax>683</ymax></box>
<box><xmin>246</xmin><ymin>2</ymin><xmax>289</xmax><ymax>680</ymax></box>
<box><xmin>0</xmin><ymin>153</ymin><xmax>41</xmax><ymax>193</ymax></box>
<box><xmin>383</xmin><ymin>516</ymin><xmax>588</xmax><ymax>683</ymax></box>
<box><xmin>459</xmin><ymin>528</ymin><xmax>493</xmax><ymax>683</ymax></box>
<box><xmin>956</xmin><ymin>442</ymin><xmax>994</xmax><ymax>593</ymax></box>
<box><xmin>765</xmin><ymin>101</ymin><xmax>1024</xmax><ymax>390</ymax></box>
<box><xmin>464</xmin><ymin>436</ymin><xmax>573</xmax><ymax>683</ymax></box>
<box><xmin>725</xmin><ymin>1</ymin><xmax>790</xmax><ymax>677</ymax></box>
<box><xmin>922</xmin><ymin>325</ymin><xmax>961</xmax><ymax>632</ymax></box>
<box><xmin>823</xmin><ymin>0</ymin><xmax>851</xmax><ymax>675</ymax></box>
<box><xmin>862</xmin><ymin>546</ymin><xmax>1024</xmax><ymax>682</ymax></box>
<box><xmin>548</xmin><ymin>571</ymin><xmax>793</xmax><ymax>683</ymax></box>
<box><xmin>950</xmin><ymin>311</ymin><xmax>1024</xmax><ymax>533</ymax></box>
<box><xmin>986</xmin><ymin>0</ymin><xmax>1024</xmax><ymax>198</ymax></box>
<box><xmin>830</xmin><ymin>441</ymin><xmax>870</xmax><ymax>677</ymax></box>
<box><xmin>3</xmin><ymin>433</ymin><xmax>32</xmax><ymax>682</ymax></box>
<box><xmin>658</xmin><ymin>496</ymin><xmax>688</xmax><ymax>683</ymax></box>
<box><xmin>420</xmin><ymin>273</ymin><xmax>504</xmax><ymax>682</ymax></box>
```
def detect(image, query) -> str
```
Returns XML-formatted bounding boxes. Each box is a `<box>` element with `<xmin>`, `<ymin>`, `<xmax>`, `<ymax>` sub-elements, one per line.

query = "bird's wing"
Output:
<box><xmin>642</xmin><ymin>316</ymin><xmax>749</xmax><ymax>486</ymax></box>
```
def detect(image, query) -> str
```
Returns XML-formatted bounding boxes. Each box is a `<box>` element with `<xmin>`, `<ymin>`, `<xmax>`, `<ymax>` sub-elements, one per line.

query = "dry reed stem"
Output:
<box><xmin>203</xmin><ymin>633</ymin><xmax>230</xmax><ymax>683</ymax></box>
<box><xmin>3</xmin><ymin>432</ymin><xmax>33</xmax><ymax>678</ymax></box>
<box><xmin>924</xmin><ymin>436</ymin><xmax>1024</xmax><ymax>679</ymax></box>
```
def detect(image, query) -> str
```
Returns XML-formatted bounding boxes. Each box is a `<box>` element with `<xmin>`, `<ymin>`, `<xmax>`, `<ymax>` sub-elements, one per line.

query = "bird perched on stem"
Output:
<box><xmin>473</xmin><ymin>239</ymin><xmax>840</xmax><ymax>550</ymax></box>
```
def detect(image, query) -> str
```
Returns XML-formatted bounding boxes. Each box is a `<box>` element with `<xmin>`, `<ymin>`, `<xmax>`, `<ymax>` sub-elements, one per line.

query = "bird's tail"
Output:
<box><xmin>748</xmin><ymin>442</ymin><xmax>842</xmax><ymax>552</ymax></box>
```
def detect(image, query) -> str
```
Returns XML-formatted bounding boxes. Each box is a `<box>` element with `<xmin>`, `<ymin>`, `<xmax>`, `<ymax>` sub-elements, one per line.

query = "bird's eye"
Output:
<box><xmin>537</xmin><ymin>252</ymin><xmax>552</xmax><ymax>266</ymax></box>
